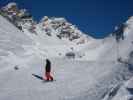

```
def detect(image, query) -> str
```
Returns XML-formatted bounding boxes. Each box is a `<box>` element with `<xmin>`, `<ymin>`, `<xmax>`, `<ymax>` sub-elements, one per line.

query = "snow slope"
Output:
<box><xmin>0</xmin><ymin>58</ymin><xmax>132</xmax><ymax>100</ymax></box>
<box><xmin>0</xmin><ymin>15</ymin><xmax>33</xmax><ymax>72</ymax></box>
<box><xmin>0</xmin><ymin>9</ymin><xmax>133</xmax><ymax>100</ymax></box>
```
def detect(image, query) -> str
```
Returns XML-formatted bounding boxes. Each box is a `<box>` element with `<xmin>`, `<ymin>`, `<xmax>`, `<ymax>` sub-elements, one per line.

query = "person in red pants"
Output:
<box><xmin>43</xmin><ymin>59</ymin><xmax>53</xmax><ymax>81</ymax></box>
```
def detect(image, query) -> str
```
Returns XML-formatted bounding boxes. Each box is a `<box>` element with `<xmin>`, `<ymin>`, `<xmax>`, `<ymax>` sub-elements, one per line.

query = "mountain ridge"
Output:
<box><xmin>0</xmin><ymin>2</ymin><xmax>95</xmax><ymax>45</ymax></box>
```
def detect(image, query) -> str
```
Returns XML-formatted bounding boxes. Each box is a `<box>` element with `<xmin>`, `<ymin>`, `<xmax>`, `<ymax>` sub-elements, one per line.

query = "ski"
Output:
<box><xmin>32</xmin><ymin>74</ymin><xmax>55</xmax><ymax>82</ymax></box>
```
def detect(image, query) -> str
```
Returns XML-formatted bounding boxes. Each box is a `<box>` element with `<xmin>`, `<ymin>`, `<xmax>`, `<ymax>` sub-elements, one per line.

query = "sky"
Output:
<box><xmin>0</xmin><ymin>0</ymin><xmax>133</xmax><ymax>38</ymax></box>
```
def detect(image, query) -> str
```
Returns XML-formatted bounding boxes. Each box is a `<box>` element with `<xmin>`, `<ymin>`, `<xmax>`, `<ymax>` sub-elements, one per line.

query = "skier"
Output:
<box><xmin>43</xmin><ymin>59</ymin><xmax>53</xmax><ymax>81</ymax></box>
<box><xmin>113</xmin><ymin>23</ymin><xmax>126</xmax><ymax>42</ymax></box>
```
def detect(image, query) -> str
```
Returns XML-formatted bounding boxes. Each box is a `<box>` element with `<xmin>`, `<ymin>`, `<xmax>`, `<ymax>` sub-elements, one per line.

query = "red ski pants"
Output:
<box><xmin>44</xmin><ymin>72</ymin><xmax>53</xmax><ymax>81</ymax></box>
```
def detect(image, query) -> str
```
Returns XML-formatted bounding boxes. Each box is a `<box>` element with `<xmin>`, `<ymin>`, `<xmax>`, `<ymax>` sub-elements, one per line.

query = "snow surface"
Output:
<box><xmin>0</xmin><ymin>12</ymin><xmax>133</xmax><ymax>100</ymax></box>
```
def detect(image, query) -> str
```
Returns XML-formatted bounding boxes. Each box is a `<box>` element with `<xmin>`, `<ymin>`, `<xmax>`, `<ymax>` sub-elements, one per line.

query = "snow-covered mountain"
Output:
<box><xmin>0</xmin><ymin>2</ymin><xmax>93</xmax><ymax>45</ymax></box>
<box><xmin>0</xmin><ymin>2</ymin><xmax>133</xmax><ymax>100</ymax></box>
<box><xmin>0</xmin><ymin>2</ymin><xmax>97</xmax><ymax>58</ymax></box>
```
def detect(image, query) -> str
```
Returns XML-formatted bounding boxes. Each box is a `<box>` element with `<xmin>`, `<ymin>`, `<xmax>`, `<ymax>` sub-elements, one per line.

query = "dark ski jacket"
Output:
<box><xmin>45</xmin><ymin>59</ymin><xmax>51</xmax><ymax>72</ymax></box>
